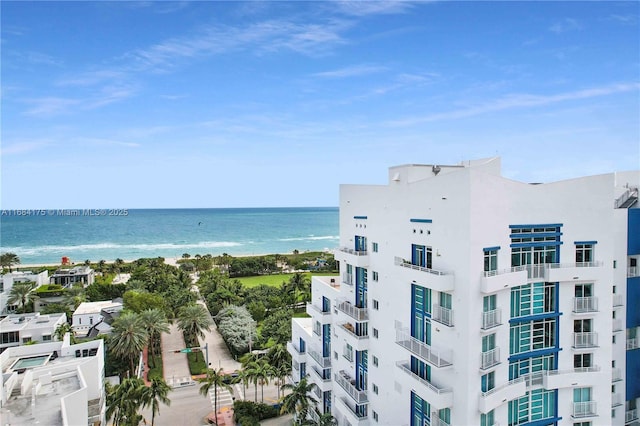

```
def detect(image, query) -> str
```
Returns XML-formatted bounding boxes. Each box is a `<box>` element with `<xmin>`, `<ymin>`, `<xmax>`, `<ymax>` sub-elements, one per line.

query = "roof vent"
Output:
<box><xmin>432</xmin><ymin>165</ymin><xmax>441</xmax><ymax>175</ymax></box>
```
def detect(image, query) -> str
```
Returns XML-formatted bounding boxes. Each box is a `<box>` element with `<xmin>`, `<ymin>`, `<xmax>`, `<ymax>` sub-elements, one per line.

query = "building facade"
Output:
<box><xmin>0</xmin><ymin>270</ymin><xmax>49</xmax><ymax>315</ymax></box>
<box><xmin>72</xmin><ymin>300</ymin><xmax>123</xmax><ymax>338</ymax></box>
<box><xmin>0</xmin><ymin>312</ymin><xmax>67</xmax><ymax>353</ymax></box>
<box><xmin>289</xmin><ymin>157</ymin><xmax>639</xmax><ymax>426</ymax></box>
<box><xmin>50</xmin><ymin>266</ymin><xmax>95</xmax><ymax>287</ymax></box>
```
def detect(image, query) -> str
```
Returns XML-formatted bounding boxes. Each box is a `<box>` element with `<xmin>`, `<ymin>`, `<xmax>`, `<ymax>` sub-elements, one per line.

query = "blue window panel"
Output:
<box><xmin>356</xmin><ymin>350</ymin><xmax>368</xmax><ymax>391</ymax></box>
<box><xmin>410</xmin><ymin>218</ymin><xmax>432</xmax><ymax>223</ymax></box>
<box><xmin>300</xmin><ymin>362</ymin><xmax>306</xmax><ymax>380</ymax></box>
<box><xmin>483</xmin><ymin>246</ymin><xmax>501</xmax><ymax>252</ymax></box>
<box><xmin>323</xmin><ymin>391</ymin><xmax>331</xmax><ymax>414</ymax></box>
<box><xmin>411</xmin><ymin>391</ymin><xmax>430</xmax><ymax>426</ymax></box>
<box><xmin>629</xmin><ymin>209</ymin><xmax>640</xmax><ymax>255</ymax></box>
<box><xmin>353</xmin><ymin>216</ymin><xmax>367</xmax><ymax>220</ymax></box>
<box><xmin>411</xmin><ymin>284</ymin><xmax>432</xmax><ymax>344</ymax></box>
<box><xmin>322</xmin><ymin>324</ymin><xmax>331</xmax><ymax>357</ymax></box>
<box><xmin>322</xmin><ymin>296</ymin><xmax>330</xmax><ymax>313</ymax></box>
<box><xmin>299</xmin><ymin>338</ymin><xmax>306</xmax><ymax>353</ymax></box>
<box><xmin>355</xmin><ymin>235</ymin><xmax>367</xmax><ymax>251</ymax></box>
<box><xmin>355</xmin><ymin>267</ymin><xmax>367</xmax><ymax>308</ymax></box>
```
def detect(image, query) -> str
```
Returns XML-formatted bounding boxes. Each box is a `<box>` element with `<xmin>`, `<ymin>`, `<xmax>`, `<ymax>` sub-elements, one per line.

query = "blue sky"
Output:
<box><xmin>2</xmin><ymin>1</ymin><xmax>638</xmax><ymax>209</ymax></box>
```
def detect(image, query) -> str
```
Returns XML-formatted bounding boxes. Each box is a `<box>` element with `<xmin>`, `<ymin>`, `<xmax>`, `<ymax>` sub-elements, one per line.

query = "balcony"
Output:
<box><xmin>478</xmin><ymin>377</ymin><xmax>526</xmax><ymax>414</ymax></box>
<box><xmin>432</xmin><ymin>304</ymin><xmax>454</xmax><ymax>327</ymax></box>
<box><xmin>481</xmin><ymin>267</ymin><xmax>528</xmax><ymax>293</ymax></box>
<box><xmin>335</xmin><ymin>371</ymin><xmax>368</xmax><ymax>404</ymax></box>
<box><xmin>573</xmin><ymin>332</ymin><xmax>598</xmax><ymax>349</ymax></box>
<box><xmin>543</xmin><ymin>366</ymin><xmax>601</xmax><ymax>389</ymax></box>
<box><xmin>431</xmin><ymin>415</ymin><xmax>451</xmax><ymax>426</ymax></box>
<box><xmin>309</xmin><ymin>367</ymin><xmax>332</xmax><ymax>393</ymax></box>
<box><xmin>396</xmin><ymin>361</ymin><xmax>453</xmax><ymax>408</ymax></box>
<box><xmin>546</xmin><ymin>261</ymin><xmax>603</xmax><ymax>283</ymax></box>
<box><xmin>336</xmin><ymin>299</ymin><xmax>369</xmax><ymax>321</ymax></box>
<box><xmin>287</xmin><ymin>341</ymin><xmax>306</xmax><ymax>363</ymax></box>
<box><xmin>336</xmin><ymin>247</ymin><xmax>369</xmax><ymax>268</ymax></box>
<box><xmin>627</xmin><ymin>337</ymin><xmax>639</xmax><ymax>350</ymax></box>
<box><xmin>306</xmin><ymin>303</ymin><xmax>332</xmax><ymax>322</ymax></box>
<box><xmin>342</xmin><ymin>272</ymin><xmax>353</xmax><ymax>286</ymax></box>
<box><xmin>308</xmin><ymin>347</ymin><xmax>331</xmax><ymax>368</ymax></box>
<box><xmin>573</xmin><ymin>297</ymin><xmax>598</xmax><ymax>313</ymax></box>
<box><xmin>480</xmin><ymin>347</ymin><xmax>500</xmax><ymax>370</ymax></box>
<box><xmin>629</xmin><ymin>266</ymin><xmax>638</xmax><ymax>278</ymax></box>
<box><xmin>572</xmin><ymin>401</ymin><xmax>597</xmax><ymax>418</ymax></box>
<box><xmin>394</xmin><ymin>257</ymin><xmax>454</xmax><ymax>292</ymax></box>
<box><xmin>613</xmin><ymin>319</ymin><xmax>624</xmax><ymax>332</ymax></box>
<box><xmin>481</xmin><ymin>309</ymin><xmax>502</xmax><ymax>330</ymax></box>
<box><xmin>612</xmin><ymin>368</ymin><xmax>623</xmax><ymax>382</ymax></box>
<box><xmin>335</xmin><ymin>397</ymin><xmax>368</xmax><ymax>424</ymax></box>
<box><xmin>339</xmin><ymin>322</ymin><xmax>369</xmax><ymax>340</ymax></box>
<box><xmin>613</xmin><ymin>294</ymin><xmax>625</xmax><ymax>307</ymax></box>
<box><xmin>612</xmin><ymin>393</ymin><xmax>623</xmax><ymax>407</ymax></box>
<box><xmin>395</xmin><ymin>326</ymin><xmax>453</xmax><ymax>368</ymax></box>
<box><xmin>627</xmin><ymin>408</ymin><xmax>639</xmax><ymax>423</ymax></box>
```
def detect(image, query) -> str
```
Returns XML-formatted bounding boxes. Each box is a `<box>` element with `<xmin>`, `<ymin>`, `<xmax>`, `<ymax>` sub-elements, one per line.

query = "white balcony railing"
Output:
<box><xmin>395</xmin><ymin>326</ymin><xmax>453</xmax><ymax>368</ymax></box>
<box><xmin>338</xmin><ymin>247</ymin><xmax>368</xmax><ymax>256</ymax></box>
<box><xmin>307</xmin><ymin>302</ymin><xmax>331</xmax><ymax>316</ymax></box>
<box><xmin>481</xmin><ymin>376</ymin><xmax>525</xmax><ymax>398</ymax></box>
<box><xmin>431</xmin><ymin>415</ymin><xmax>451</xmax><ymax>426</ymax></box>
<box><xmin>626</xmin><ymin>408</ymin><xmax>639</xmax><ymax>423</ymax></box>
<box><xmin>612</xmin><ymin>393</ymin><xmax>623</xmax><ymax>407</ymax></box>
<box><xmin>572</xmin><ymin>401</ymin><xmax>597</xmax><ymax>418</ymax></box>
<box><xmin>308</xmin><ymin>347</ymin><xmax>331</xmax><ymax>368</ymax></box>
<box><xmin>627</xmin><ymin>337</ymin><xmax>639</xmax><ymax>350</ymax></box>
<box><xmin>394</xmin><ymin>256</ymin><xmax>451</xmax><ymax>276</ymax></box>
<box><xmin>481</xmin><ymin>309</ymin><xmax>502</xmax><ymax>330</ymax></box>
<box><xmin>613</xmin><ymin>294</ymin><xmax>625</xmax><ymax>307</ymax></box>
<box><xmin>612</xmin><ymin>368</ymin><xmax>623</xmax><ymax>382</ymax></box>
<box><xmin>480</xmin><ymin>347</ymin><xmax>500</xmax><ymax>370</ymax></box>
<box><xmin>396</xmin><ymin>361</ymin><xmax>453</xmax><ymax>395</ymax></box>
<box><xmin>432</xmin><ymin>304</ymin><xmax>454</xmax><ymax>327</ymax></box>
<box><xmin>287</xmin><ymin>341</ymin><xmax>304</xmax><ymax>355</ymax></box>
<box><xmin>340</xmin><ymin>323</ymin><xmax>369</xmax><ymax>340</ymax></box>
<box><xmin>310</xmin><ymin>366</ymin><xmax>331</xmax><ymax>383</ymax></box>
<box><xmin>337</xmin><ymin>299</ymin><xmax>369</xmax><ymax>321</ymax></box>
<box><xmin>335</xmin><ymin>371</ymin><xmax>368</xmax><ymax>404</ymax></box>
<box><xmin>573</xmin><ymin>332</ymin><xmax>598</xmax><ymax>348</ymax></box>
<box><xmin>573</xmin><ymin>297</ymin><xmax>598</xmax><ymax>313</ymax></box>
<box><xmin>613</xmin><ymin>319</ymin><xmax>624</xmax><ymax>332</ymax></box>
<box><xmin>629</xmin><ymin>266</ymin><xmax>638</xmax><ymax>278</ymax></box>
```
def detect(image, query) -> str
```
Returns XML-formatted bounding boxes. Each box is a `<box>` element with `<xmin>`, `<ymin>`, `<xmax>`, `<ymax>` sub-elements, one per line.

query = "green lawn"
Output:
<box><xmin>187</xmin><ymin>351</ymin><xmax>207</xmax><ymax>375</ymax></box>
<box><xmin>147</xmin><ymin>355</ymin><xmax>163</xmax><ymax>381</ymax></box>
<box><xmin>235</xmin><ymin>272</ymin><xmax>337</xmax><ymax>288</ymax></box>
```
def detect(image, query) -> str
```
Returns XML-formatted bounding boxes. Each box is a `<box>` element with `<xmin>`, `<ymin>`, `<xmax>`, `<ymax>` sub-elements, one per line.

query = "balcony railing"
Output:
<box><xmin>548</xmin><ymin>261</ymin><xmax>603</xmax><ymax>269</ymax></box>
<box><xmin>396</xmin><ymin>361</ymin><xmax>452</xmax><ymax>395</ymax></box>
<box><xmin>394</xmin><ymin>256</ymin><xmax>451</xmax><ymax>276</ymax></box>
<box><xmin>395</xmin><ymin>326</ymin><xmax>452</xmax><ymax>367</ymax></box>
<box><xmin>613</xmin><ymin>294</ymin><xmax>624</xmax><ymax>307</ymax></box>
<box><xmin>308</xmin><ymin>347</ymin><xmax>331</xmax><ymax>368</ymax></box>
<box><xmin>482</xmin><ymin>309</ymin><xmax>502</xmax><ymax>330</ymax></box>
<box><xmin>484</xmin><ymin>262</ymin><xmax>602</xmax><ymax>278</ymax></box>
<box><xmin>612</xmin><ymin>393</ymin><xmax>623</xmax><ymax>407</ymax></box>
<box><xmin>340</xmin><ymin>322</ymin><xmax>369</xmax><ymax>340</ymax></box>
<box><xmin>573</xmin><ymin>297</ymin><xmax>598</xmax><ymax>313</ymax></box>
<box><xmin>612</xmin><ymin>367</ymin><xmax>622</xmax><ymax>382</ymax></box>
<box><xmin>335</xmin><ymin>371</ymin><xmax>368</xmax><ymax>404</ymax></box>
<box><xmin>336</xmin><ymin>397</ymin><xmax>368</xmax><ymax>421</ymax></box>
<box><xmin>287</xmin><ymin>341</ymin><xmax>304</xmax><ymax>355</ymax></box>
<box><xmin>572</xmin><ymin>401</ymin><xmax>597</xmax><ymax>418</ymax></box>
<box><xmin>338</xmin><ymin>247</ymin><xmax>368</xmax><ymax>256</ymax></box>
<box><xmin>481</xmin><ymin>376</ymin><xmax>525</xmax><ymax>398</ymax></box>
<box><xmin>613</xmin><ymin>319</ymin><xmax>624</xmax><ymax>332</ymax></box>
<box><xmin>432</xmin><ymin>304</ymin><xmax>454</xmax><ymax>327</ymax></box>
<box><xmin>310</xmin><ymin>366</ymin><xmax>331</xmax><ymax>383</ymax></box>
<box><xmin>480</xmin><ymin>347</ymin><xmax>500</xmax><ymax>370</ymax></box>
<box><xmin>573</xmin><ymin>332</ymin><xmax>598</xmax><ymax>348</ymax></box>
<box><xmin>431</xmin><ymin>415</ymin><xmax>451</xmax><ymax>426</ymax></box>
<box><xmin>626</xmin><ymin>408</ymin><xmax>639</xmax><ymax>423</ymax></box>
<box><xmin>342</xmin><ymin>272</ymin><xmax>353</xmax><ymax>286</ymax></box>
<box><xmin>629</xmin><ymin>266</ymin><xmax>638</xmax><ymax>278</ymax></box>
<box><xmin>627</xmin><ymin>337</ymin><xmax>639</xmax><ymax>350</ymax></box>
<box><xmin>337</xmin><ymin>299</ymin><xmax>369</xmax><ymax>321</ymax></box>
<box><xmin>307</xmin><ymin>302</ymin><xmax>331</xmax><ymax>316</ymax></box>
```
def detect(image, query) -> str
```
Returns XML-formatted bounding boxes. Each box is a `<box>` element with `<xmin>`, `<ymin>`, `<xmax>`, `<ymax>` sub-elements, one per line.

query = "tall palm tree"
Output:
<box><xmin>246</xmin><ymin>360</ymin><xmax>273</xmax><ymax>403</ymax></box>
<box><xmin>0</xmin><ymin>252</ymin><xmax>20</xmax><ymax>272</ymax></box>
<box><xmin>98</xmin><ymin>260</ymin><xmax>106</xmax><ymax>273</ymax></box>
<box><xmin>176</xmin><ymin>304</ymin><xmax>212</xmax><ymax>361</ymax></box>
<box><xmin>236</xmin><ymin>368</ymin><xmax>252</xmax><ymax>401</ymax></box>
<box><xmin>198</xmin><ymin>368</ymin><xmax>233</xmax><ymax>426</ymax></box>
<box><xmin>106</xmin><ymin>377</ymin><xmax>147</xmax><ymax>426</ymax></box>
<box><xmin>288</xmin><ymin>272</ymin><xmax>310</xmax><ymax>308</ymax></box>
<box><xmin>139</xmin><ymin>309</ymin><xmax>170</xmax><ymax>368</ymax></box>
<box><xmin>54</xmin><ymin>323</ymin><xmax>77</xmax><ymax>344</ymax></box>
<box><xmin>142</xmin><ymin>377</ymin><xmax>171</xmax><ymax>426</ymax></box>
<box><xmin>280</xmin><ymin>377</ymin><xmax>319</xmax><ymax>422</ymax></box>
<box><xmin>111</xmin><ymin>312</ymin><xmax>148</xmax><ymax>378</ymax></box>
<box><xmin>316</xmin><ymin>410</ymin><xmax>338</xmax><ymax>426</ymax></box>
<box><xmin>266</xmin><ymin>343</ymin><xmax>291</xmax><ymax>398</ymax></box>
<box><xmin>7</xmin><ymin>281</ymin><xmax>37</xmax><ymax>313</ymax></box>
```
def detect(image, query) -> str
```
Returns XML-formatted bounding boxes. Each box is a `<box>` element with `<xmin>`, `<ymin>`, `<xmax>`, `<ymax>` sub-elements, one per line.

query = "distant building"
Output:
<box><xmin>50</xmin><ymin>266</ymin><xmax>95</xmax><ymax>287</ymax></box>
<box><xmin>0</xmin><ymin>312</ymin><xmax>67</xmax><ymax>353</ymax></box>
<box><xmin>0</xmin><ymin>270</ymin><xmax>49</xmax><ymax>315</ymax></box>
<box><xmin>72</xmin><ymin>300</ymin><xmax>123</xmax><ymax>338</ymax></box>
<box><xmin>0</xmin><ymin>335</ymin><xmax>106</xmax><ymax>426</ymax></box>
<box><xmin>290</xmin><ymin>157</ymin><xmax>639</xmax><ymax>426</ymax></box>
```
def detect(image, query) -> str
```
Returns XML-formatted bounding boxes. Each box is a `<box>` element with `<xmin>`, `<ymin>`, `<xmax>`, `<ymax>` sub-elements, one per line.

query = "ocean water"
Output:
<box><xmin>0</xmin><ymin>207</ymin><xmax>339</xmax><ymax>265</ymax></box>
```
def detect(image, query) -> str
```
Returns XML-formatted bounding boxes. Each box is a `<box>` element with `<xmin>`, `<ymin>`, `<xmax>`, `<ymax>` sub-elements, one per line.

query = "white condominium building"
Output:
<box><xmin>289</xmin><ymin>157</ymin><xmax>640</xmax><ymax>426</ymax></box>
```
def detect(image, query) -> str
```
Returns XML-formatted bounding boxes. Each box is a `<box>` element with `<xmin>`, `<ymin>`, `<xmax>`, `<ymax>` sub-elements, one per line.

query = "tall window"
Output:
<box><xmin>483</xmin><ymin>295</ymin><xmax>497</xmax><ymax>312</ymax></box>
<box><xmin>412</xmin><ymin>284</ymin><xmax>432</xmax><ymax>344</ymax></box>
<box><xmin>575</xmin><ymin>283</ymin><xmax>593</xmax><ymax>298</ymax></box>
<box><xmin>484</xmin><ymin>249</ymin><xmax>498</xmax><ymax>272</ymax></box>
<box><xmin>372</xmin><ymin>242</ymin><xmax>379</xmax><ymax>252</ymax></box>
<box><xmin>511</xmin><ymin>282</ymin><xmax>555</xmax><ymax>317</ymax></box>
<box><xmin>439</xmin><ymin>292</ymin><xmax>452</xmax><ymax>309</ymax></box>
<box><xmin>482</xmin><ymin>334</ymin><xmax>496</xmax><ymax>352</ymax></box>
<box><xmin>411</xmin><ymin>391</ymin><xmax>430</xmax><ymax>426</ymax></box>
<box><xmin>481</xmin><ymin>371</ymin><xmax>495</xmax><ymax>392</ymax></box>
<box><xmin>411</xmin><ymin>244</ymin><xmax>432</xmax><ymax>268</ymax></box>
<box><xmin>574</xmin><ymin>353</ymin><xmax>592</xmax><ymax>368</ymax></box>
<box><xmin>481</xmin><ymin>410</ymin><xmax>495</xmax><ymax>426</ymax></box>
<box><xmin>508</xmin><ymin>389</ymin><xmax>555</xmax><ymax>425</ymax></box>
<box><xmin>573</xmin><ymin>387</ymin><xmax>593</xmax><ymax>416</ymax></box>
<box><xmin>576</xmin><ymin>244</ymin><xmax>594</xmax><ymax>263</ymax></box>
<box><xmin>355</xmin><ymin>235</ymin><xmax>367</xmax><ymax>252</ymax></box>
<box><xmin>510</xmin><ymin>320</ymin><xmax>556</xmax><ymax>355</ymax></box>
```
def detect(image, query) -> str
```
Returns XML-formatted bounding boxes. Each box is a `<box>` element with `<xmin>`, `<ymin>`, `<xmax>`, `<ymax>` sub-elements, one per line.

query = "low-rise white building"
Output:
<box><xmin>0</xmin><ymin>270</ymin><xmax>49</xmax><ymax>315</ymax></box>
<box><xmin>0</xmin><ymin>335</ymin><xmax>106</xmax><ymax>426</ymax></box>
<box><xmin>50</xmin><ymin>266</ymin><xmax>95</xmax><ymax>287</ymax></box>
<box><xmin>0</xmin><ymin>312</ymin><xmax>67</xmax><ymax>353</ymax></box>
<box><xmin>72</xmin><ymin>300</ymin><xmax>123</xmax><ymax>338</ymax></box>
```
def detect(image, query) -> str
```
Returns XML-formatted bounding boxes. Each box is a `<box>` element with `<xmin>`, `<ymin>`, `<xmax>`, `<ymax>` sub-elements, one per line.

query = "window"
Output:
<box><xmin>42</xmin><ymin>335</ymin><xmax>52</xmax><ymax>341</ymax></box>
<box><xmin>372</xmin><ymin>271</ymin><xmax>379</xmax><ymax>281</ymax></box>
<box><xmin>481</xmin><ymin>410</ymin><xmax>495</xmax><ymax>426</ymax></box>
<box><xmin>482</xmin><ymin>334</ymin><xmax>496</xmax><ymax>352</ymax></box>
<box><xmin>313</xmin><ymin>321</ymin><xmax>321</xmax><ymax>335</ymax></box>
<box><xmin>411</xmin><ymin>244</ymin><xmax>432</xmax><ymax>268</ymax></box>
<box><xmin>334</xmin><ymin>351</ymin><xmax>338</xmax><ymax>360</ymax></box>
<box><xmin>484</xmin><ymin>249</ymin><xmax>498</xmax><ymax>272</ymax></box>
<box><xmin>575</xmin><ymin>283</ymin><xmax>593</xmax><ymax>298</ymax></box>
<box><xmin>481</xmin><ymin>371</ymin><xmax>495</xmax><ymax>392</ymax></box>
<box><xmin>509</xmin><ymin>355</ymin><xmax>555</xmax><ymax>380</ymax></box>
<box><xmin>510</xmin><ymin>320</ymin><xmax>556</xmax><ymax>355</ymax></box>
<box><xmin>372</xmin><ymin>242</ymin><xmax>379</xmax><ymax>253</ymax></box>
<box><xmin>373</xmin><ymin>411</ymin><xmax>379</xmax><ymax>422</ymax></box>
<box><xmin>574</xmin><ymin>353</ymin><xmax>592</xmax><ymax>368</ymax></box>
<box><xmin>22</xmin><ymin>337</ymin><xmax>32</xmax><ymax>344</ymax></box>
<box><xmin>574</xmin><ymin>319</ymin><xmax>592</xmax><ymax>333</ymax></box>
<box><xmin>511</xmin><ymin>282</ymin><xmax>555</xmax><ymax>317</ymax></box>
<box><xmin>373</xmin><ymin>384</ymin><xmax>379</xmax><ymax>394</ymax></box>
<box><xmin>573</xmin><ymin>388</ymin><xmax>593</xmax><ymax>417</ymax></box>
<box><xmin>508</xmin><ymin>389</ymin><xmax>555</xmax><ymax>425</ymax></box>
<box><xmin>373</xmin><ymin>300</ymin><xmax>379</xmax><ymax>310</ymax></box>
<box><xmin>573</xmin><ymin>422</ymin><xmax>591</xmax><ymax>426</ymax></box>
<box><xmin>576</xmin><ymin>244</ymin><xmax>594</xmax><ymax>263</ymax></box>
<box><xmin>90</xmin><ymin>317</ymin><xmax>93</xmax><ymax>325</ymax></box>
<box><xmin>373</xmin><ymin>328</ymin><xmax>379</xmax><ymax>338</ymax></box>
<box><xmin>373</xmin><ymin>356</ymin><xmax>379</xmax><ymax>367</ymax></box>
<box><xmin>343</xmin><ymin>343</ymin><xmax>353</xmax><ymax>362</ymax></box>
<box><xmin>1</xmin><ymin>331</ymin><xmax>19</xmax><ymax>344</ymax></box>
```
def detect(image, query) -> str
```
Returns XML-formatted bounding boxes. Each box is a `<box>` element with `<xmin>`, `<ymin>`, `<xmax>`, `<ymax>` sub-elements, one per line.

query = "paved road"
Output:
<box><xmin>162</xmin><ymin>323</ymin><xmax>193</xmax><ymax>387</ymax></box>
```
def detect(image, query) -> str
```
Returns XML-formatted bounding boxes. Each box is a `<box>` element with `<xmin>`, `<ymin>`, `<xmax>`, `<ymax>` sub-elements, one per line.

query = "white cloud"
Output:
<box><xmin>332</xmin><ymin>0</ymin><xmax>417</xmax><ymax>16</ymax></box>
<box><xmin>312</xmin><ymin>64</ymin><xmax>387</xmax><ymax>78</ymax></box>
<box><xmin>549</xmin><ymin>18</ymin><xmax>583</xmax><ymax>33</ymax></box>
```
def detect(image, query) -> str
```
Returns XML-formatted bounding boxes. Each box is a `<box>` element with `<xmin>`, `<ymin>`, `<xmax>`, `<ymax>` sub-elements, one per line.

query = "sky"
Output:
<box><xmin>1</xmin><ymin>1</ymin><xmax>639</xmax><ymax>209</ymax></box>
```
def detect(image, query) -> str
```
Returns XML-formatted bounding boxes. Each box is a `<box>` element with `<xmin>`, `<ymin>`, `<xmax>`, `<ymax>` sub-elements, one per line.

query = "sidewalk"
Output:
<box><xmin>162</xmin><ymin>322</ymin><xmax>193</xmax><ymax>387</ymax></box>
<box><xmin>195</xmin><ymin>298</ymin><xmax>242</xmax><ymax>374</ymax></box>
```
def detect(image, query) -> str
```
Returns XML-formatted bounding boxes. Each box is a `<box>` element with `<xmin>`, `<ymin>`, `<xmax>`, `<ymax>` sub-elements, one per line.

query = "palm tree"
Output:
<box><xmin>139</xmin><ymin>309</ymin><xmax>170</xmax><ymax>368</ymax></box>
<box><xmin>110</xmin><ymin>312</ymin><xmax>148</xmax><ymax>378</ymax></box>
<box><xmin>246</xmin><ymin>360</ymin><xmax>273</xmax><ymax>403</ymax></box>
<box><xmin>106</xmin><ymin>377</ymin><xmax>147</xmax><ymax>426</ymax></box>
<box><xmin>142</xmin><ymin>377</ymin><xmax>171</xmax><ymax>426</ymax></box>
<box><xmin>266</xmin><ymin>343</ymin><xmax>291</xmax><ymax>398</ymax></box>
<box><xmin>280</xmin><ymin>377</ymin><xmax>319</xmax><ymax>422</ymax></box>
<box><xmin>316</xmin><ymin>410</ymin><xmax>338</xmax><ymax>426</ymax></box>
<box><xmin>288</xmin><ymin>272</ymin><xmax>310</xmax><ymax>308</ymax></box>
<box><xmin>54</xmin><ymin>323</ymin><xmax>77</xmax><ymax>344</ymax></box>
<box><xmin>198</xmin><ymin>368</ymin><xmax>233</xmax><ymax>426</ymax></box>
<box><xmin>98</xmin><ymin>260</ymin><xmax>106</xmax><ymax>273</ymax></box>
<box><xmin>176</xmin><ymin>304</ymin><xmax>212</xmax><ymax>361</ymax></box>
<box><xmin>7</xmin><ymin>281</ymin><xmax>37</xmax><ymax>313</ymax></box>
<box><xmin>63</xmin><ymin>284</ymin><xmax>87</xmax><ymax>310</ymax></box>
<box><xmin>0</xmin><ymin>252</ymin><xmax>20</xmax><ymax>272</ymax></box>
<box><xmin>236</xmin><ymin>368</ymin><xmax>252</xmax><ymax>401</ymax></box>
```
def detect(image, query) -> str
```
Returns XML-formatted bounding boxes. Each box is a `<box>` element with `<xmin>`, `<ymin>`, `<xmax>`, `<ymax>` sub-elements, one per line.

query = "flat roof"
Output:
<box><xmin>73</xmin><ymin>300</ymin><xmax>122</xmax><ymax>316</ymax></box>
<box><xmin>0</xmin><ymin>313</ymin><xmax>65</xmax><ymax>333</ymax></box>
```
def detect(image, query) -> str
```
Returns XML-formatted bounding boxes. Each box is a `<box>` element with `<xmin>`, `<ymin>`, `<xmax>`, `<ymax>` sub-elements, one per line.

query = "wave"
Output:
<box><xmin>3</xmin><ymin>241</ymin><xmax>243</xmax><ymax>256</ymax></box>
<box><xmin>278</xmin><ymin>235</ymin><xmax>339</xmax><ymax>242</ymax></box>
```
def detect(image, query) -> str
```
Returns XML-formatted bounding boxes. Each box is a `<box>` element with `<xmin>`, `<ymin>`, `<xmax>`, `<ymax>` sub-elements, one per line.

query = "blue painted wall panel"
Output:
<box><xmin>626</xmin><ymin>349</ymin><xmax>640</xmax><ymax>400</ymax></box>
<box><xmin>628</xmin><ymin>277</ymin><xmax>640</xmax><ymax>328</ymax></box>
<box><xmin>629</xmin><ymin>208</ymin><xmax>640</xmax><ymax>255</ymax></box>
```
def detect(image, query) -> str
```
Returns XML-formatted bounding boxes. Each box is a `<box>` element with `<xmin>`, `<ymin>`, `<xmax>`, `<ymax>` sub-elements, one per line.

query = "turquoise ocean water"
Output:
<box><xmin>0</xmin><ymin>208</ymin><xmax>339</xmax><ymax>265</ymax></box>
